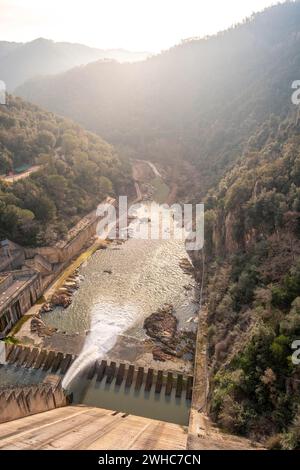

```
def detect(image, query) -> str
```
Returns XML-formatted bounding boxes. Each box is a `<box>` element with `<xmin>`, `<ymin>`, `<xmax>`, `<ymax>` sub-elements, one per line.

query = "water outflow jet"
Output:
<box><xmin>62</xmin><ymin>302</ymin><xmax>139</xmax><ymax>389</ymax></box>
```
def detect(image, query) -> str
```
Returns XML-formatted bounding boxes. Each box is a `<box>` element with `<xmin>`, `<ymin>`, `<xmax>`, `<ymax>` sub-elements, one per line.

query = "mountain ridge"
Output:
<box><xmin>0</xmin><ymin>38</ymin><xmax>150</xmax><ymax>91</ymax></box>
<box><xmin>16</xmin><ymin>2</ymin><xmax>300</xmax><ymax>197</ymax></box>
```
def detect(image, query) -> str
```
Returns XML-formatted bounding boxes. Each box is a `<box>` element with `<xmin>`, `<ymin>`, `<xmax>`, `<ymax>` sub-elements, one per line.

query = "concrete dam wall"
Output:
<box><xmin>4</xmin><ymin>343</ymin><xmax>194</xmax><ymax>399</ymax></box>
<box><xmin>0</xmin><ymin>380</ymin><xmax>67</xmax><ymax>425</ymax></box>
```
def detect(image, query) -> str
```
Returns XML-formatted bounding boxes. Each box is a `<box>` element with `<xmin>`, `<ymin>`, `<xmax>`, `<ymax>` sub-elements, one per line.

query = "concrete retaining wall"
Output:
<box><xmin>0</xmin><ymin>271</ymin><xmax>44</xmax><ymax>338</ymax></box>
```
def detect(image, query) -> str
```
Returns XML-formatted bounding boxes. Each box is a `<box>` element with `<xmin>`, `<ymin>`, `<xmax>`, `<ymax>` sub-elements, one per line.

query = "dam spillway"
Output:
<box><xmin>2</xmin><ymin>343</ymin><xmax>193</xmax><ymax>425</ymax></box>
<box><xmin>84</xmin><ymin>359</ymin><xmax>193</xmax><ymax>400</ymax></box>
<box><xmin>4</xmin><ymin>343</ymin><xmax>193</xmax><ymax>398</ymax></box>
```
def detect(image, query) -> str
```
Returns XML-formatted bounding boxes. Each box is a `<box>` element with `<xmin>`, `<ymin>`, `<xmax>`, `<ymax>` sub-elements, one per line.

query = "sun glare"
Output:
<box><xmin>0</xmin><ymin>0</ymin><xmax>277</xmax><ymax>51</ymax></box>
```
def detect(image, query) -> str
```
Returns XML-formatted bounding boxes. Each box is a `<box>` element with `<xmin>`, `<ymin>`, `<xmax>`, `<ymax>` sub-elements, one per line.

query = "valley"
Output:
<box><xmin>1</xmin><ymin>0</ymin><xmax>300</xmax><ymax>453</ymax></box>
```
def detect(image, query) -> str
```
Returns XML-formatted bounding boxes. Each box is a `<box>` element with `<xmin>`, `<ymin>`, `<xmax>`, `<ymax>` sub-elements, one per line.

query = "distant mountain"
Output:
<box><xmin>0</xmin><ymin>38</ymin><xmax>150</xmax><ymax>91</ymax></box>
<box><xmin>16</xmin><ymin>2</ymin><xmax>300</xmax><ymax>196</ymax></box>
<box><xmin>0</xmin><ymin>41</ymin><xmax>19</xmax><ymax>59</ymax></box>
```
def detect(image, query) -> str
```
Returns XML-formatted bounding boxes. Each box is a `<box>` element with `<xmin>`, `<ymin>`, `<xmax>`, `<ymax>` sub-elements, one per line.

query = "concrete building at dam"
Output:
<box><xmin>0</xmin><ymin>270</ymin><xmax>43</xmax><ymax>338</ymax></box>
<box><xmin>0</xmin><ymin>202</ymin><xmax>111</xmax><ymax>338</ymax></box>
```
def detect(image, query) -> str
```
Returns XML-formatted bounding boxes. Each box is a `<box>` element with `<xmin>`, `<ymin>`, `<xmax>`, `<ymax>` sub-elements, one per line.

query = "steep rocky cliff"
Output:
<box><xmin>191</xmin><ymin>111</ymin><xmax>300</xmax><ymax>449</ymax></box>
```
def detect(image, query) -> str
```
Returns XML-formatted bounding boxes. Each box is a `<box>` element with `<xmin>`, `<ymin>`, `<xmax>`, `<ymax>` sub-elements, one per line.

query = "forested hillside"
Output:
<box><xmin>10</xmin><ymin>1</ymin><xmax>300</xmax><ymax>447</ymax></box>
<box><xmin>0</xmin><ymin>95</ymin><xmax>131</xmax><ymax>246</ymax></box>
<box><xmin>193</xmin><ymin>110</ymin><xmax>300</xmax><ymax>449</ymax></box>
<box><xmin>17</xmin><ymin>2</ymin><xmax>300</xmax><ymax>195</ymax></box>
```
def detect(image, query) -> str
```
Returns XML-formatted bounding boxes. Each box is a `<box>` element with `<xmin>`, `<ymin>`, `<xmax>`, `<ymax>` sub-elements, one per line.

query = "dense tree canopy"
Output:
<box><xmin>0</xmin><ymin>95</ymin><xmax>131</xmax><ymax>246</ymax></box>
<box><xmin>201</xmin><ymin>111</ymin><xmax>300</xmax><ymax>448</ymax></box>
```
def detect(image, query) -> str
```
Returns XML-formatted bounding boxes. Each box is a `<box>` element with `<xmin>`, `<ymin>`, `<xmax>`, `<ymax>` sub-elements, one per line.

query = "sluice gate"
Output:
<box><xmin>3</xmin><ymin>343</ymin><xmax>193</xmax><ymax>400</ymax></box>
<box><xmin>85</xmin><ymin>359</ymin><xmax>193</xmax><ymax>400</ymax></box>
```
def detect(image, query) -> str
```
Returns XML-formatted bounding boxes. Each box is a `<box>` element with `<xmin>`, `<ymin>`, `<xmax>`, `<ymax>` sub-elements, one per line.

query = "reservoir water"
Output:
<box><xmin>70</xmin><ymin>372</ymin><xmax>191</xmax><ymax>425</ymax></box>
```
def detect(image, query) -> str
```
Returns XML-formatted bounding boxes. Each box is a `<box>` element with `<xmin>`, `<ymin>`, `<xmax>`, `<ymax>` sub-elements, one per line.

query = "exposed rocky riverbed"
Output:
<box><xmin>143</xmin><ymin>304</ymin><xmax>196</xmax><ymax>363</ymax></box>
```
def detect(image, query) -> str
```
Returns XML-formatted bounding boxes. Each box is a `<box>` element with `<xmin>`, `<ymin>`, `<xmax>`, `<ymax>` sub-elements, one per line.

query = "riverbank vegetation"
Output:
<box><xmin>0</xmin><ymin>95</ymin><xmax>131</xmax><ymax>246</ymax></box>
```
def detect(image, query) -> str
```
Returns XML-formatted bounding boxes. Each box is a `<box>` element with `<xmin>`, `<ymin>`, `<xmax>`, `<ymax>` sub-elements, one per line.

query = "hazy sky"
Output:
<box><xmin>0</xmin><ymin>0</ymin><xmax>279</xmax><ymax>52</ymax></box>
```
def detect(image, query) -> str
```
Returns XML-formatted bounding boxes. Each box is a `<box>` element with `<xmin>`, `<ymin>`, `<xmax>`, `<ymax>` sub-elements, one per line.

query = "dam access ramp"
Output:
<box><xmin>0</xmin><ymin>405</ymin><xmax>187</xmax><ymax>450</ymax></box>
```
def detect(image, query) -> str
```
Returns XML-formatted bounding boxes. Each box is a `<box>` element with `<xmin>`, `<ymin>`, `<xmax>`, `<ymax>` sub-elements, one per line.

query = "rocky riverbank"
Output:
<box><xmin>143</xmin><ymin>304</ymin><xmax>196</xmax><ymax>363</ymax></box>
<box><xmin>40</xmin><ymin>269</ymin><xmax>83</xmax><ymax>313</ymax></box>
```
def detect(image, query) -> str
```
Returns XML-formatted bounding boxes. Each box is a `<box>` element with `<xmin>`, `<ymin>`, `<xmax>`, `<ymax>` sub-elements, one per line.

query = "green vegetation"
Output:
<box><xmin>0</xmin><ymin>95</ymin><xmax>131</xmax><ymax>246</ymax></box>
<box><xmin>203</xmin><ymin>113</ymin><xmax>300</xmax><ymax>446</ymax></box>
<box><xmin>151</xmin><ymin>176</ymin><xmax>169</xmax><ymax>204</ymax></box>
<box><xmin>3</xmin><ymin>336</ymin><xmax>19</xmax><ymax>345</ymax></box>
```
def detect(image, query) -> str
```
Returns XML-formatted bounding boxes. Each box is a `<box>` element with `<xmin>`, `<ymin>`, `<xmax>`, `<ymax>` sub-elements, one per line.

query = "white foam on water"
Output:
<box><xmin>62</xmin><ymin>301</ymin><xmax>139</xmax><ymax>389</ymax></box>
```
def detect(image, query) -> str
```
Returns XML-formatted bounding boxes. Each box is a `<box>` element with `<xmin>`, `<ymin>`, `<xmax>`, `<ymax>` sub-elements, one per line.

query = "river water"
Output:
<box><xmin>43</xmin><ymin>238</ymin><xmax>197</xmax><ymax>335</ymax></box>
<box><xmin>39</xmin><ymin>189</ymin><xmax>199</xmax><ymax>392</ymax></box>
<box><xmin>0</xmin><ymin>172</ymin><xmax>198</xmax><ymax>424</ymax></box>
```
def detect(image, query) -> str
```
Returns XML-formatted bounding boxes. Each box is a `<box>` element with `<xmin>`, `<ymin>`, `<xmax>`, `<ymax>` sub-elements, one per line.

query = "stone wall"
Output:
<box><xmin>0</xmin><ymin>271</ymin><xmax>43</xmax><ymax>337</ymax></box>
<box><xmin>24</xmin><ymin>246</ymin><xmax>63</xmax><ymax>264</ymax></box>
<box><xmin>0</xmin><ymin>273</ymin><xmax>13</xmax><ymax>292</ymax></box>
<box><xmin>0</xmin><ymin>248</ymin><xmax>25</xmax><ymax>272</ymax></box>
<box><xmin>24</xmin><ymin>254</ymin><xmax>53</xmax><ymax>274</ymax></box>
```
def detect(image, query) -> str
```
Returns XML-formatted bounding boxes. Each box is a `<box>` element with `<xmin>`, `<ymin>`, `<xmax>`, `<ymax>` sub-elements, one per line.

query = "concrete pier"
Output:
<box><xmin>165</xmin><ymin>372</ymin><xmax>173</xmax><ymax>396</ymax></box>
<box><xmin>115</xmin><ymin>363</ymin><xmax>126</xmax><ymax>386</ymax></box>
<box><xmin>155</xmin><ymin>370</ymin><xmax>163</xmax><ymax>394</ymax></box>
<box><xmin>25</xmin><ymin>348</ymin><xmax>39</xmax><ymax>368</ymax></box>
<box><xmin>125</xmin><ymin>364</ymin><xmax>134</xmax><ymax>388</ymax></box>
<box><xmin>96</xmin><ymin>360</ymin><xmax>107</xmax><ymax>382</ymax></box>
<box><xmin>135</xmin><ymin>367</ymin><xmax>144</xmax><ymax>391</ymax></box>
<box><xmin>145</xmin><ymin>368</ymin><xmax>154</xmax><ymax>392</ymax></box>
<box><xmin>106</xmin><ymin>361</ymin><xmax>116</xmax><ymax>384</ymax></box>
<box><xmin>60</xmin><ymin>354</ymin><xmax>73</xmax><ymax>375</ymax></box>
<box><xmin>87</xmin><ymin>360</ymin><xmax>98</xmax><ymax>380</ymax></box>
<box><xmin>176</xmin><ymin>374</ymin><xmax>183</xmax><ymax>398</ymax></box>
